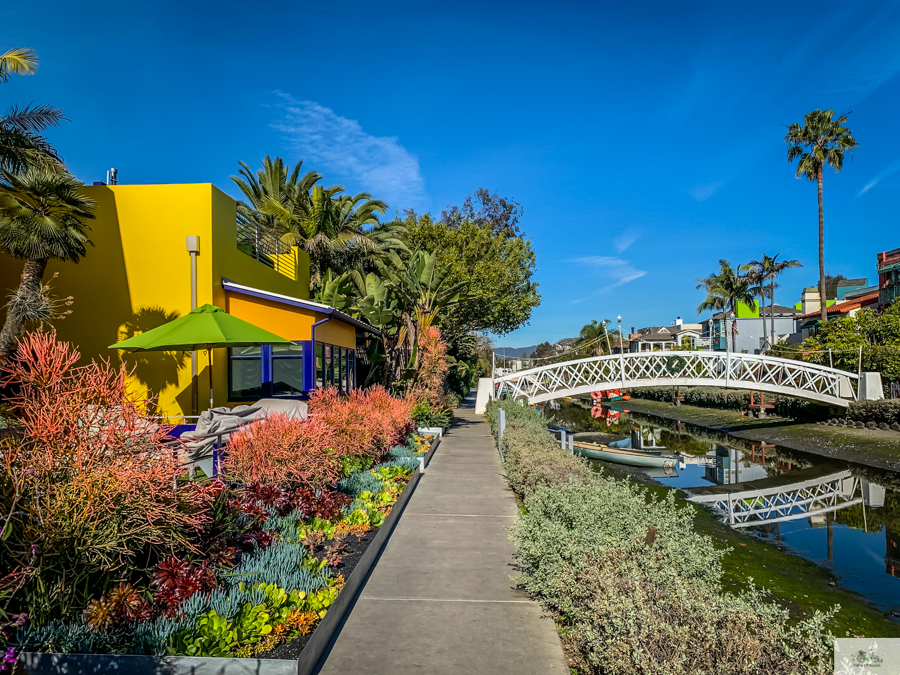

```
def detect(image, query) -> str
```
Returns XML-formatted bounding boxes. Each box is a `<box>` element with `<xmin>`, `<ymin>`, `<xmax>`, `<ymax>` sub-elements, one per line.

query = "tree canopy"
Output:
<box><xmin>403</xmin><ymin>211</ymin><xmax>539</xmax><ymax>340</ymax></box>
<box><xmin>796</xmin><ymin>299</ymin><xmax>900</xmax><ymax>385</ymax></box>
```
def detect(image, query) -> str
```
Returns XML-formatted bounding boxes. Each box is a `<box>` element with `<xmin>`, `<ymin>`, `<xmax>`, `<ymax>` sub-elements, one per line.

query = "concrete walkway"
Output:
<box><xmin>319</xmin><ymin>397</ymin><xmax>568</xmax><ymax>674</ymax></box>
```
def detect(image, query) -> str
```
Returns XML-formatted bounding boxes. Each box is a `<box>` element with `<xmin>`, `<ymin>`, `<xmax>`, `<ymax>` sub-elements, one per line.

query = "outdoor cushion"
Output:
<box><xmin>253</xmin><ymin>398</ymin><xmax>308</xmax><ymax>420</ymax></box>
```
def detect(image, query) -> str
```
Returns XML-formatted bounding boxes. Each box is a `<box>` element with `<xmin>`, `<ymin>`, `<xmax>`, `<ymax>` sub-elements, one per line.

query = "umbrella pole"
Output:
<box><xmin>207</xmin><ymin>346</ymin><xmax>214</xmax><ymax>411</ymax></box>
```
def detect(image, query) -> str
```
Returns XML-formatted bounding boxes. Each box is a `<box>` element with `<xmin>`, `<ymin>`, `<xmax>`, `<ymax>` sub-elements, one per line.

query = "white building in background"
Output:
<box><xmin>624</xmin><ymin>317</ymin><xmax>704</xmax><ymax>352</ymax></box>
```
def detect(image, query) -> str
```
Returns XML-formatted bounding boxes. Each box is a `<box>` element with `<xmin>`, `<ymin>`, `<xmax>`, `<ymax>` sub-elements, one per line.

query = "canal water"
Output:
<box><xmin>541</xmin><ymin>398</ymin><xmax>900</xmax><ymax>615</ymax></box>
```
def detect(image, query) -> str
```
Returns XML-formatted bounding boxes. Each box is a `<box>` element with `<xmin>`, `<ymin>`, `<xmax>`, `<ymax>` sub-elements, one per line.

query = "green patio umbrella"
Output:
<box><xmin>109</xmin><ymin>304</ymin><xmax>293</xmax><ymax>410</ymax></box>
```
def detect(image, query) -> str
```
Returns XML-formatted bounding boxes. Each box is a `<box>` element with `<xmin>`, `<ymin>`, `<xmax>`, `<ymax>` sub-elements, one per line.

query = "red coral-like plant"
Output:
<box><xmin>308</xmin><ymin>386</ymin><xmax>413</xmax><ymax>459</ymax></box>
<box><xmin>0</xmin><ymin>332</ymin><xmax>210</xmax><ymax>621</ymax></box>
<box><xmin>221</xmin><ymin>413</ymin><xmax>343</xmax><ymax>490</ymax></box>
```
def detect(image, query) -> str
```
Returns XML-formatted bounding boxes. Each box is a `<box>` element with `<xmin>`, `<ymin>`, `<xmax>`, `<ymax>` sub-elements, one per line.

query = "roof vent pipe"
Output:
<box><xmin>106</xmin><ymin>168</ymin><xmax>118</xmax><ymax>185</ymax></box>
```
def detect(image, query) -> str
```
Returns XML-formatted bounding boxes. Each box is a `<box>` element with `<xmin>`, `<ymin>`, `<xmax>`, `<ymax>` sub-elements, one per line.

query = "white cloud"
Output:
<box><xmin>568</xmin><ymin>255</ymin><xmax>647</xmax><ymax>292</ymax></box>
<box><xmin>613</xmin><ymin>232</ymin><xmax>637</xmax><ymax>253</ymax></box>
<box><xmin>690</xmin><ymin>181</ymin><xmax>724</xmax><ymax>202</ymax></box>
<box><xmin>269</xmin><ymin>92</ymin><xmax>427</xmax><ymax>208</ymax></box>
<box><xmin>857</xmin><ymin>158</ymin><xmax>900</xmax><ymax>197</ymax></box>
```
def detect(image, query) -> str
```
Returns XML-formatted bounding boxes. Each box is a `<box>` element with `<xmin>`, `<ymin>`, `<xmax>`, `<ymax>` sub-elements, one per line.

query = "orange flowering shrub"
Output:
<box><xmin>412</xmin><ymin>326</ymin><xmax>450</xmax><ymax>409</ymax></box>
<box><xmin>0</xmin><ymin>332</ymin><xmax>210</xmax><ymax>621</ymax></box>
<box><xmin>309</xmin><ymin>385</ymin><xmax>413</xmax><ymax>459</ymax></box>
<box><xmin>224</xmin><ymin>387</ymin><xmax>414</xmax><ymax>489</ymax></box>
<box><xmin>221</xmin><ymin>413</ymin><xmax>343</xmax><ymax>489</ymax></box>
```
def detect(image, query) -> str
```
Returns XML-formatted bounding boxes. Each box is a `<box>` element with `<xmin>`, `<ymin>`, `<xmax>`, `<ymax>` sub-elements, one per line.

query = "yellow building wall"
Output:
<box><xmin>0</xmin><ymin>183</ymin><xmax>338</xmax><ymax>419</ymax></box>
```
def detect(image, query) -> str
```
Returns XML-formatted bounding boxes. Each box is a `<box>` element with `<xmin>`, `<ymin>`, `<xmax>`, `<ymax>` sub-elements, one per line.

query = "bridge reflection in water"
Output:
<box><xmin>686</xmin><ymin>464</ymin><xmax>874</xmax><ymax>528</ymax></box>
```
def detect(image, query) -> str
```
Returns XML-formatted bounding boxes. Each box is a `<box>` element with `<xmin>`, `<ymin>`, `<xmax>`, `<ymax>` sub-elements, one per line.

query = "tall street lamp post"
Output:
<box><xmin>617</xmin><ymin>315</ymin><xmax>623</xmax><ymax>353</ymax></box>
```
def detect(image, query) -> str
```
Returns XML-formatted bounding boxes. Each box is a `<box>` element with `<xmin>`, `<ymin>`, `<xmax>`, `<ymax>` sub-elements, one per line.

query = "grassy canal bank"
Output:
<box><xmin>620</xmin><ymin>397</ymin><xmax>900</xmax><ymax>472</ymax></box>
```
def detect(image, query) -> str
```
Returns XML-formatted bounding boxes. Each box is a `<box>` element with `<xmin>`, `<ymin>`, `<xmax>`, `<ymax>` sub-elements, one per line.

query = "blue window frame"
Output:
<box><xmin>229</xmin><ymin>340</ymin><xmax>356</xmax><ymax>401</ymax></box>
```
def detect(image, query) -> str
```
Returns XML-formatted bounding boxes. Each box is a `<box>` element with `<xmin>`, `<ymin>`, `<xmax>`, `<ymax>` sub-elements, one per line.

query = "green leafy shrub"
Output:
<box><xmin>514</xmin><ymin>478</ymin><xmax>834</xmax><ymax>674</ymax></box>
<box><xmin>630</xmin><ymin>386</ymin><xmax>752</xmax><ymax>410</ymax></box>
<box><xmin>487</xmin><ymin>400</ymin><xmax>591</xmax><ymax>498</ymax></box>
<box><xmin>847</xmin><ymin>399</ymin><xmax>900</xmax><ymax>425</ymax></box>
<box><xmin>171</xmin><ymin>611</ymin><xmax>237</xmax><ymax>657</ymax></box>
<box><xmin>501</xmin><ymin>425</ymin><xmax>590</xmax><ymax>498</ymax></box>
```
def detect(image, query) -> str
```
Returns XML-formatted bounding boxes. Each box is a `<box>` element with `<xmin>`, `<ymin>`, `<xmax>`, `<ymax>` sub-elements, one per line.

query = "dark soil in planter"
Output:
<box><xmin>258</xmin><ymin>527</ymin><xmax>379</xmax><ymax>660</ymax></box>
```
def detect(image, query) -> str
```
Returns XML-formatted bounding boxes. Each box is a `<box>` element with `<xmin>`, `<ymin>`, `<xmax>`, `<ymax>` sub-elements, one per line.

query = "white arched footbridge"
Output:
<box><xmin>494</xmin><ymin>351</ymin><xmax>858</xmax><ymax>407</ymax></box>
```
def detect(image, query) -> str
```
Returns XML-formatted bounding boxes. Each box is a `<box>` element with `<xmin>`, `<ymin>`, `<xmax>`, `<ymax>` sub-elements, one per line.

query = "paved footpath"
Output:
<box><xmin>319</xmin><ymin>396</ymin><xmax>568</xmax><ymax>674</ymax></box>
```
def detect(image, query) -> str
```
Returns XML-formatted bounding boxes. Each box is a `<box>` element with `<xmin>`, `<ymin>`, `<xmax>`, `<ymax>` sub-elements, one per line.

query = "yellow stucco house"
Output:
<box><xmin>0</xmin><ymin>183</ymin><xmax>374</xmax><ymax>418</ymax></box>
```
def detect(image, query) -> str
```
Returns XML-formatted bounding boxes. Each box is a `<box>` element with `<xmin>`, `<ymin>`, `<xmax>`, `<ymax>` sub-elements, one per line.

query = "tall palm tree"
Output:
<box><xmin>785</xmin><ymin>109</ymin><xmax>857</xmax><ymax>322</ymax></box>
<box><xmin>0</xmin><ymin>166</ymin><xmax>96</xmax><ymax>359</ymax></box>
<box><xmin>695</xmin><ymin>260</ymin><xmax>755</xmax><ymax>352</ymax></box>
<box><xmin>745</xmin><ymin>258</ymin><xmax>770</xmax><ymax>349</ymax></box>
<box><xmin>766</xmin><ymin>254</ymin><xmax>802</xmax><ymax>342</ymax></box>
<box><xmin>230</xmin><ymin>156</ymin><xmax>322</xmax><ymax>237</ymax></box>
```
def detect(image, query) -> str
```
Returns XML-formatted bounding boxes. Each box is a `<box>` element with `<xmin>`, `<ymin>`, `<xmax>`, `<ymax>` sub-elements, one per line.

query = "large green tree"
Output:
<box><xmin>0</xmin><ymin>166</ymin><xmax>96</xmax><ymax>359</ymax></box>
<box><xmin>403</xmin><ymin>212</ymin><xmax>539</xmax><ymax>340</ymax></box>
<box><xmin>785</xmin><ymin>109</ymin><xmax>858</xmax><ymax>323</ymax></box>
<box><xmin>695</xmin><ymin>260</ymin><xmax>755</xmax><ymax>352</ymax></box>
<box><xmin>799</xmin><ymin>299</ymin><xmax>900</xmax><ymax>387</ymax></box>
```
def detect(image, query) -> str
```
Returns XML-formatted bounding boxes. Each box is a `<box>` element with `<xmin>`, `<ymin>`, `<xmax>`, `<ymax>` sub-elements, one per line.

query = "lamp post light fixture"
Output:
<box><xmin>617</xmin><ymin>315</ymin><xmax>623</xmax><ymax>353</ymax></box>
<box><xmin>707</xmin><ymin>317</ymin><xmax>714</xmax><ymax>351</ymax></box>
<box><xmin>728</xmin><ymin>311</ymin><xmax>736</xmax><ymax>353</ymax></box>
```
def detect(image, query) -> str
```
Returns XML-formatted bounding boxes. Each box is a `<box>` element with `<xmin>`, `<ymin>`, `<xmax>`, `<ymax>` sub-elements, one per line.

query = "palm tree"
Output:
<box><xmin>765</xmin><ymin>254</ymin><xmax>802</xmax><ymax>343</ymax></box>
<box><xmin>577</xmin><ymin>319</ymin><xmax>616</xmax><ymax>356</ymax></box>
<box><xmin>231</xmin><ymin>158</ymin><xmax>397</xmax><ymax>290</ymax></box>
<box><xmin>695</xmin><ymin>260</ymin><xmax>755</xmax><ymax>352</ymax></box>
<box><xmin>0</xmin><ymin>48</ymin><xmax>64</xmax><ymax>172</ymax></box>
<box><xmin>785</xmin><ymin>109</ymin><xmax>858</xmax><ymax>322</ymax></box>
<box><xmin>0</xmin><ymin>166</ymin><xmax>96</xmax><ymax>359</ymax></box>
<box><xmin>281</xmin><ymin>186</ymin><xmax>389</xmax><ymax>286</ymax></box>
<box><xmin>745</xmin><ymin>258</ymin><xmax>770</xmax><ymax>349</ymax></box>
<box><xmin>0</xmin><ymin>48</ymin><xmax>38</xmax><ymax>82</ymax></box>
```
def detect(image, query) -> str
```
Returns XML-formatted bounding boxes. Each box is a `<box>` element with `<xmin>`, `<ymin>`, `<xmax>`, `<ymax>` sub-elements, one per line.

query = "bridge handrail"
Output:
<box><xmin>494</xmin><ymin>350</ymin><xmax>859</xmax><ymax>382</ymax></box>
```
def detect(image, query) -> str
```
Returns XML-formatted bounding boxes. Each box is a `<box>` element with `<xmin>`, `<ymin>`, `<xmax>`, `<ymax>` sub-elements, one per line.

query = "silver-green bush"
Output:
<box><xmin>486</xmin><ymin>400</ymin><xmax>836</xmax><ymax>674</ymax></box>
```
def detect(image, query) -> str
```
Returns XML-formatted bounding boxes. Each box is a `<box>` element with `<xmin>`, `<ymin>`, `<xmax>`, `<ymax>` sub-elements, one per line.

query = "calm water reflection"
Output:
<box><xmin>542</xmin><ymin>398</ymin><xmax>900</xmax><ymax>612</ymax></box>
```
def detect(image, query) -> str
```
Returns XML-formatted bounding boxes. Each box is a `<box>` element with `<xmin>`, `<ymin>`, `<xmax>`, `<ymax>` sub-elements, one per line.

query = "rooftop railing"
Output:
<box><xmin>879</xmin><ymin>284</ymin><xmax>899</xmax><ymax>306</ymax></box>
<box><xmin>236</xmin><ymin>220</ymin><xmax>297</xmax><ymax>280</ymax></box>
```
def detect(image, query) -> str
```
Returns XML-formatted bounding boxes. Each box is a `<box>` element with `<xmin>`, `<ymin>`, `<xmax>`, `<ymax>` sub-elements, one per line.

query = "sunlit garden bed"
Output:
<box><xmin>0</xmin><ymin>333</ymin><xmax>436</xmax><ymax>672</ymax></box>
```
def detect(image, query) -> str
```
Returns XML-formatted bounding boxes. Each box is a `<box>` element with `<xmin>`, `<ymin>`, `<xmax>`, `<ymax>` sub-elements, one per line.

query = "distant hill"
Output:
<box><xmin>493</xmin><ymin>345</ymin><xmax>539</xmax><ymax>359</ymax></box>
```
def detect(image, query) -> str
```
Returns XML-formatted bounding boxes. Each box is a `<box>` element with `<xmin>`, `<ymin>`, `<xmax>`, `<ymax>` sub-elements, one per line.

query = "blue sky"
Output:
<box><xmin>4</xmin><ymin>0</ymin><xmax>900</xmax><ymax>347</ymax></box>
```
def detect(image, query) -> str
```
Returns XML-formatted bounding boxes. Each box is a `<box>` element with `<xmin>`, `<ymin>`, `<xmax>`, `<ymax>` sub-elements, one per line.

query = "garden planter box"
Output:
<box><xmin>15</xmin><ymin>468</ymin><xmax>423</xmax><ymax>675</ymax></box>
<box><xmin>417</xmin><ymin>425</ymin><xmax>446</xmax><ymax>437</ymax></box>
<box><xmin>424</xmin><ymin>434</ymin><xmax>441</xmax><ymax>468</ymax></box>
